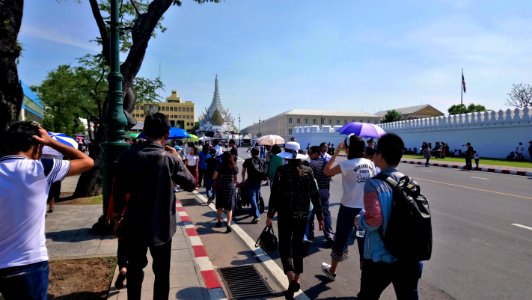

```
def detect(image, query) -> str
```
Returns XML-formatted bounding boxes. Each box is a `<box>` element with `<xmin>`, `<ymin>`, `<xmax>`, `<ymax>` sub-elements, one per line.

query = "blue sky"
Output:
<box><xmin>18</xmin><ymin>0</ymin><xmax>532</xmax><ymax>128</ymax></box>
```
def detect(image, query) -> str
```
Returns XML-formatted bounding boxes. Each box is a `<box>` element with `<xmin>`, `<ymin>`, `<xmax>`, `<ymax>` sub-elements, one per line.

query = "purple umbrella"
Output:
<box><xmin>336</xmin><ymin>122</ymin><xmax>386</xmax><ymax>138</ymax></box>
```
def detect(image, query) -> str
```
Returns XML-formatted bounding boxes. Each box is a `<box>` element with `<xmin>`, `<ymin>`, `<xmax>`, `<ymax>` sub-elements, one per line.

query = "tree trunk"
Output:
<box><xmin>73</xmin><ymin>122</ymin><xmax>104</xmax><ymax>197</ymax></box>
<box><xmin>0</xmin><ymin>0</ymin><xmax>24</xmax><ymax>156</ymax></box>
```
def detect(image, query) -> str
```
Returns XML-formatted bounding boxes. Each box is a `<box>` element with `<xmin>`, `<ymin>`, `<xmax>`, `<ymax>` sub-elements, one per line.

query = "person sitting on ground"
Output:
<box><xmin>0</xmin><ymin>121</ymin><xmax>94</xmax><ymax>300</ymax></box>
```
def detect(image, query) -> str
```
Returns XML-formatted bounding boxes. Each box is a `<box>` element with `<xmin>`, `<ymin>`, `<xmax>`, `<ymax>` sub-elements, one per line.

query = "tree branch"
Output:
<box><xmin>120</xmin><ymin>0</ymin><xmax>173</xmax><ymax>111</ymax></box>
<box><xmin>89</xmin><ymin>0</ymin><xmax>110</xmax><ymax>65</ymax></box>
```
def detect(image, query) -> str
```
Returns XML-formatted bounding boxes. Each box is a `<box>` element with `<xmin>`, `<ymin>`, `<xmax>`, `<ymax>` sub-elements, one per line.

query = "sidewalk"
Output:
<box><xmin>46</xmin><ymin>176</ymin><xmax>223</xmax><ymax>300</ymax></box>
<box><xmin>402</xmin><ymin>158</ymin><xmax>532</xmax><ymax>176</ymax></box>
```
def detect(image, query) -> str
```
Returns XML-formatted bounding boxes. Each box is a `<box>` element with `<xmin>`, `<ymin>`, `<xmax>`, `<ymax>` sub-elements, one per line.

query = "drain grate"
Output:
<box><xmin>179</xmin><ymin>198</ymin><xmax>198</xmax><ymax>206</ymax></box>
<box><xmin>218</xmin><ymin>265</ymin><xmax>273</xmax><ymax>299</ymax></box>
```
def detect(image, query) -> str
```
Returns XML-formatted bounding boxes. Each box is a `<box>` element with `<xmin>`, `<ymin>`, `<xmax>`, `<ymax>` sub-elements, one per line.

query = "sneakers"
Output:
<box><xmin>251</xmin><ymin>217</ymin><xmax>260</xmax><ymax>224</ymax></box>
<box><xmin>226</xmin><ymin>225</ymin><xmax>232</xmax><ymax>233</ymax></box>
<box><xmin>207</xmin><ymin>197</ymin><xmax>214</xmax><ymax>205</ymax></box>
<box><xmin>321</xmin><ymin>262</ymin><xmax>336</xmax><ymax>281</ymax></box>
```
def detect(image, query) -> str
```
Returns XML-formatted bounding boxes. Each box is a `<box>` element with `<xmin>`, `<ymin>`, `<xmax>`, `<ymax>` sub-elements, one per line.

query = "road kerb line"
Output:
<box><xmin>192</xmin><ymin>190</ymin><xmax>310</xmax><ymax>300</ymax></box>
<box><xmin>415</xmin><ymin>177</ymin><xmax>532</xmax><ymax>200</ymax></box>
<box><xmin>512</xmin><ymin>223</ymin><xmax>532</xmax><ymax>231</ymax></box>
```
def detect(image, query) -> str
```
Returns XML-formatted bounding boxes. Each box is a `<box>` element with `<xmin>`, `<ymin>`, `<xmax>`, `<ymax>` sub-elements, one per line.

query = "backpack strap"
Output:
<box><xmin>375</xmin><ymin>173</ymin><xmax>399</xmax><ymax>188</ymax></box>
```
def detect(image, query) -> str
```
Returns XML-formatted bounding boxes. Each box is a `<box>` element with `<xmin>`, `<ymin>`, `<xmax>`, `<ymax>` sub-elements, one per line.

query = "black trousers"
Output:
<box><xmin>126</xmin><ymin>239</ymin><xmax>172</xmax><ymax>300</ymax></box>
<box><xmin>277</xmin><ymin>214</ymin><xmax>308</xmax><ymax>274</ymax></box>
<box><xmin>358</xmin><ymin>260</ymin><xmax>422</xmax><ymax>300</ymax></box>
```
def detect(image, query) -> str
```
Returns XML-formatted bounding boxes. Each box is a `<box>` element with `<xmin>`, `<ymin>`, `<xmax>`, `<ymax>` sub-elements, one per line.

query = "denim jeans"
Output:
<box><xmin>306</xmin><ymin>189</ymin><xmax>334</xmax><ymax>241</ymax></box>
<box><xmin>205</xmin><ymin>174</ymin><xmax>213</xmax><ymax>198</ymax></box>
<box><xmin>358</xmin><ymin>260</ymin><xmax>422</xmax><ymax>300</ymax></box>
<box><xmin>0</xmin><ymin>260</ymin><xmax>49</xmax><ymax>300</ymax></box>
<box><xmin>247</xmin><ymin>180</ymin><xmax>261</xmax><ymax>218</ymax></box>
<box><xmin>126</xmin><ymin>239</ymin><xmax>172</xmax><ymax>300</ymax></box>
<box><xmin>331</xmin><ymin>205</ymin><xmax>363</xmax><ymax>261</ymax></box>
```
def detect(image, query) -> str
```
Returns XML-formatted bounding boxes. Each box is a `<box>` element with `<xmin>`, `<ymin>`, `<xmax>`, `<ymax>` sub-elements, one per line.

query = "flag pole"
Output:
<box><xmin>461</xmin><ymin>69</ymin><xmax>464</xmax><ymax>106</ymax></box>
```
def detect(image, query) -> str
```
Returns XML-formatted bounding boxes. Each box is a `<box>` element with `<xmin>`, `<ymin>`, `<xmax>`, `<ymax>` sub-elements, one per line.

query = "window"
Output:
<box><xmin>296</xmin><ymin>118</ymin><xmax>300</xmax><ymax>124</ymax></box>
<box><xmin>288</xmin><ymin>118</ymin><xmax>293</xmax><ymax>124</ymax></box>
<box><xmin>328</xmin><ymin>119</ymin><xmax>332</xmax><ymax>124</ymax></box>
<box><xmin>336</xmin><ymin>119</ymin><xmax>341</xmax><ymax>124</ymax></box>
<box><xmin>304</xmin><ymin>118</ymin><xmax>308</xmax><ymax>124</ymax></box>
<box><xmin>313</xmin><ymin>119</ymin><xmax>317</xmax><ymax>124</ymax></box>
<box><xmin>288</xmin><ymin>129</ymin><xmax>292</xmax><ymax>135</ymax></box>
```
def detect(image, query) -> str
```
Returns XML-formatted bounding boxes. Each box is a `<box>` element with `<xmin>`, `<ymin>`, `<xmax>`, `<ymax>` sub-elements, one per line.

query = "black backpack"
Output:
<box><xmin>246</xmin><ymin>157</ymin><xmax>267</xmax><ymax>181</ymax></box>
<box><xmin>376</xmin><ymin>173</ymin><xmax>432</xmax><ymax>261</ymax></box>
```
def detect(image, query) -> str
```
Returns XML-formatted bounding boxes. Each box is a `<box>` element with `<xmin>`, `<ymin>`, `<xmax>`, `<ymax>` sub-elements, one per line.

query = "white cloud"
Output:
<box><xmin>20</xmin><ymin>25</ymin><xmax>99</xmax><ymax>52</ymax></box>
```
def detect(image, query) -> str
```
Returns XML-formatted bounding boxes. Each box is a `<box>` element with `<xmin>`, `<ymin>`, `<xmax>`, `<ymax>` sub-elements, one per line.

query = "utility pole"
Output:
<box><xmin>94</xmin><ymin>0</ymin><xmax>130</xmax><ymax>233</ymax></box>
<box><xmin>258</xmin><ymin>117</ymin><xmax>261</xmax><ymax>137</ymax></box>
<box><xmin>238</xmin><ymin>113</ymin><xmax>241</xmax><ymax>147</ymax></box>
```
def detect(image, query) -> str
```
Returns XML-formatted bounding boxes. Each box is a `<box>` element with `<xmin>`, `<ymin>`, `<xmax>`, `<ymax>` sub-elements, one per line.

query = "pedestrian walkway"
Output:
<box><xmin>46</xmin><ymin>175</ymin><xmax>224</xmax><ymax>300</ymax></box>
<box><xmin>402</xmin><ymin>158</ymin><xmax>532</xmax><ymax>176</ymax></box>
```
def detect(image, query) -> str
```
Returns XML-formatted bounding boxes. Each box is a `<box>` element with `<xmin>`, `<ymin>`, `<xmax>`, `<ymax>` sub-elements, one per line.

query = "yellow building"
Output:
<box><xmin>131</xmin><ymin>90</ymin><xmax>195</xmax><ymax>130</ymax></box>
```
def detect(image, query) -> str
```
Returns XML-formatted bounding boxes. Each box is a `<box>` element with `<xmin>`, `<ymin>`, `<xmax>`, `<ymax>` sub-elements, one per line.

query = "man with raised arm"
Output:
<box><xmin>0</xmin><ymin>121</ymin><xmax>94</xmax><ymax>300</ymax></box>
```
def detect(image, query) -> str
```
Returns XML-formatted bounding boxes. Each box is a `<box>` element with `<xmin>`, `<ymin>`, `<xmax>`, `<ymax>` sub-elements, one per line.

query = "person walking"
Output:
<box><xmin>185</xmin><ymin>146</ymin><xmax>199</xmax><ymax>187</ymax></box>
<box><xmin>198</xmin><ymin>145</ymin><xmax>210</xmax><ymax>187</ymax></box>
<box><xmin>266</xmin><ymin>141</ymin><xmax>324</xmax><ymax>300</ymax></box>
<box><xmin>356</xmin><ymin>133</ymin><xmax>423</xmax><ymax>299</ymax></box>
<box><xmin>112</xmin><ymin>113</ymin><xmax>196</xmax><ymax>300</ymax></box>
<box><xmin>422</xmin><ymin>143</ymin><xmax>431</xmax><ymax>167</ymax></box>
<box><xmin>0</xmin><ymin>121</ymin><xmax>94</xmax><ymax>300</ymax></box>
<box><xmin>205</xmin><ymin>148</ymin><xmax>219</xmax><ymax>204</ymax></box>
<box><xmin>320</xmin><ymin>134</ymin><xmax>376</xmax><ymax>281</ymax></box>
<box><xmin>308</xmin><ymin>146</ymin><xmax>334</xmax><ymax>244</ymax></box>
<box><xmin>267</xmin><ymin>144</ymin><xmax>284</xmax><ymax>188</ymax></box>
<box><xmin>241</xmin><ymin>147</ymin><xmax>266</xmax><ymax>223</ymax></box>
<box><xmin>213</xmin><ymin>151</ymin><xmax>239</xmax><ymax>233</ymax></box>
<box><xmin>465</xmin><ymin>142</ymin><xmax>474</xmax><ymax>170</ymax></box>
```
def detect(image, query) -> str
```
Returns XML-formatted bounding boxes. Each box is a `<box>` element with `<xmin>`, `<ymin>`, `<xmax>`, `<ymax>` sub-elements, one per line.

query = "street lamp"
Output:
<box><xmin>258</xmin><ymin>117</ymin><xmax>261</xmax><ymax>137</ymax></box>
<box><xmin>93</xmin><ymin>0</ymin><xmax>130</xmax><ymax>233</ymax></box>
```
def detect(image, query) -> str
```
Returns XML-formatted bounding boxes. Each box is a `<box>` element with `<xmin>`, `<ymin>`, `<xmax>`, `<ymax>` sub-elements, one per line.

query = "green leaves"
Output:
<box><xmin>447</xmin><ymin>103</ymin><xmax>487</xmax><ymax>115</ymax></box>
<box><xmin>382</xmin><ymin>109</ymin><xmax>402</xmax><ymax>123</ymax></box>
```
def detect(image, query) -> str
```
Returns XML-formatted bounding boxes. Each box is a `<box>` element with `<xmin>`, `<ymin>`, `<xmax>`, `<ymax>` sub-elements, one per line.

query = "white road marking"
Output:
<box><xmin>471</xmin><ymin>176</ymin><xmax>489</xmax><ymax>180</ymax></box>
<box><xmin>512</xmin><ymin>223</ymin><xmax>532</xmax><ymax>231</ymax></box>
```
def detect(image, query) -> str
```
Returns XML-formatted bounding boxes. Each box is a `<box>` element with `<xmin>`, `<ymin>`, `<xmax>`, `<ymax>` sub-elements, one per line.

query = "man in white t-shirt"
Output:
<box><xmin>0</xmin><ymin>121</ymin><xmax>94</xmax><ymax>300</ymax></box>
<box><xmin>320</xmin><ymin>134</ymin><xmax>376</xmax><ymax>281</ymax></box>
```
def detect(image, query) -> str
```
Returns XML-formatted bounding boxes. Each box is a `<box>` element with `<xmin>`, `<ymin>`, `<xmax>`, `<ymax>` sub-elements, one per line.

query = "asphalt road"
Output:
<box><xmin>230</xmin><ymin>148</ymin><xmax>532</xmax><ymax>300</ymax></box>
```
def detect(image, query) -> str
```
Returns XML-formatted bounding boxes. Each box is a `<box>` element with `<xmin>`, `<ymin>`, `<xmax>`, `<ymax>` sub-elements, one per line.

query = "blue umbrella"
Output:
<box><xmin>168</xmin><ymin>127</ymin><xmax>190</xmax><ymax>139</ymax></box>
<box><xmin>138</xmin><ymin>127</ymin><xmax>190</xmax><ymax>140</ymax></box>
<box><xmin>336</xmin><ymin>122</ymin><xmax>386</xmax><ymax>138</ymax></box>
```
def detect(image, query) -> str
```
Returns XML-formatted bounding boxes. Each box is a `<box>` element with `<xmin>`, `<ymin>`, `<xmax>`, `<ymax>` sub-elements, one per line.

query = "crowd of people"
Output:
<box><xmin>1</xmin><ymin>113</ymin><xmax>426</xmax><ymax>300</ymax></box>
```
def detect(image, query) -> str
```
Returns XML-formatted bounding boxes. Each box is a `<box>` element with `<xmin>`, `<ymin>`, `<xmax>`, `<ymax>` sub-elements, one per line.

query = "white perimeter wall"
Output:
<box><xmin>295</xmin><ymin>107</ymin><xmax>532</xmax><ymax>159</ymax></box>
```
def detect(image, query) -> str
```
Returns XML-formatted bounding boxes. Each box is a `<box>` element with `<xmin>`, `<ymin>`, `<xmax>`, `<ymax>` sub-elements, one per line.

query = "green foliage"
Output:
<box><xmin>133</xmin><ymin>76</ymin><xmax>164</xmax><ymax>102</ymax></box>
<box><xmin>448</xmin><ymin>103</ymin><xmax>487</xmax><ymax>115</ymax></box>
<box><xmin>190</xmin><ymin>121</ymin><xmax>200</xmax><ymax>133</ymax></box>
<box><xmin>382</xmin><ymin>109</ymin><xmax>402</xmax><ymax>123</ymax></box>
<box><xmin>34</xmin><ymin>65</ymin><xmax>101</xmax><ymax>136</ymax></box>
<box><xmin>211</xmin><ymin>110</ymin><xmax>224</xmax><ymax>125</ymax></box>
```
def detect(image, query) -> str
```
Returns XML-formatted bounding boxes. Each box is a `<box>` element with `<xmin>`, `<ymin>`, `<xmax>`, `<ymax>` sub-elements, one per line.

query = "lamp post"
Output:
<box><xmin>258</xmin><ymin>117</ymin><xmax>261</xmax><ymax>137</ymax></box>
<box><xmin>94</xmin><ymin>0</ymin><xmax>130</xmax><ymax>233</ymax></box>
<box><xmin>238</xmin><ymin>114</ymin><xmax>241</xmax><ymax>147</ymax></box>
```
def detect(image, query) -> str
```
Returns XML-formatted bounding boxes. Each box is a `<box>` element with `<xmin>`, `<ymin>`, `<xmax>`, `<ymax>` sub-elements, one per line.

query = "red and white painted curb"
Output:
<box><xmin>176</xmin><ymin>200</ymin><xmax>226</xmax><ymax>299</ymax></box>
<box><xmin>402</xmin><ymin>160</ymin><xmax>532</xmax><ymax>177</ymax></box>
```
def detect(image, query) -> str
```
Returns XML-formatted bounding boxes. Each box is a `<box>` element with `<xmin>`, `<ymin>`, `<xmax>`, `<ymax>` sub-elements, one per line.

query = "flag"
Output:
<box><xmin>462</xmin><ymin>72</ymin><xmax>466</xmax><ymax>93</ymax></box>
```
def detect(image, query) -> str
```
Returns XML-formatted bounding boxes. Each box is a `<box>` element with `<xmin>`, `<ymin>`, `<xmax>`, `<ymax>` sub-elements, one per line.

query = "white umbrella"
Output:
<box><xmin>257</xmin><ymin>135</ymin><xmax>285</xmax><ymax>146</ymax></box>
<box><xmin>42</xmin><ymin>132</ymin><xmax>78</xmax><ymax>158</ymax></box>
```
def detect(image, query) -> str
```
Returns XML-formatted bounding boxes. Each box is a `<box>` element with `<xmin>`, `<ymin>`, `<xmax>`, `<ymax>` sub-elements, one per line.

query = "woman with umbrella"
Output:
<box><xmin>320</xmin><ymin>134</ymin><xmax>377</xmax><ymax>281</ymax></box>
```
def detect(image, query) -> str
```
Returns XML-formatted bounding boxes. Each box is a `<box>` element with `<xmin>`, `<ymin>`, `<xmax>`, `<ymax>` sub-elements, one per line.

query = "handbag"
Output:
<box><xmin>255</xmin><ymin>225</ymin><xmax>278</xmax><ymax>252</ymax></box>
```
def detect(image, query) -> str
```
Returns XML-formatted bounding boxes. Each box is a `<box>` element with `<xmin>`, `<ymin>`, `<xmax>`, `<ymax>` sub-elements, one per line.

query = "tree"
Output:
<box><xmin>448</xmin><ymin>103</ymin><xmax>487</xmax><ymax>115</ymax></box>
<box><xmin>0</xmin><ymin>0</ymin><xmax>24</xmax><ymax>157</ymax></box>
<box><xmin>381</xmin><ymin>109</ymin><xmax>402</xmax><ymax>123</ymax></box>
<box><xmin>506</xmin><ymin>83</ymin><xmax>532</xmax><ymax>108</ymax></box>
<box><xmin>72</xmin><ymin>0</ymin><xmax>219</xmax><ymax>196</ymax></box>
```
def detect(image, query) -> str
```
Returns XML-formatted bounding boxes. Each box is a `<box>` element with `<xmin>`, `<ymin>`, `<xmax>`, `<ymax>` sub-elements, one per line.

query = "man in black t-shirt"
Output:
<box><xmin>241</xmin><ymin>147</ymin><xmax>265</xmax><ymax>222</ymax></box>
